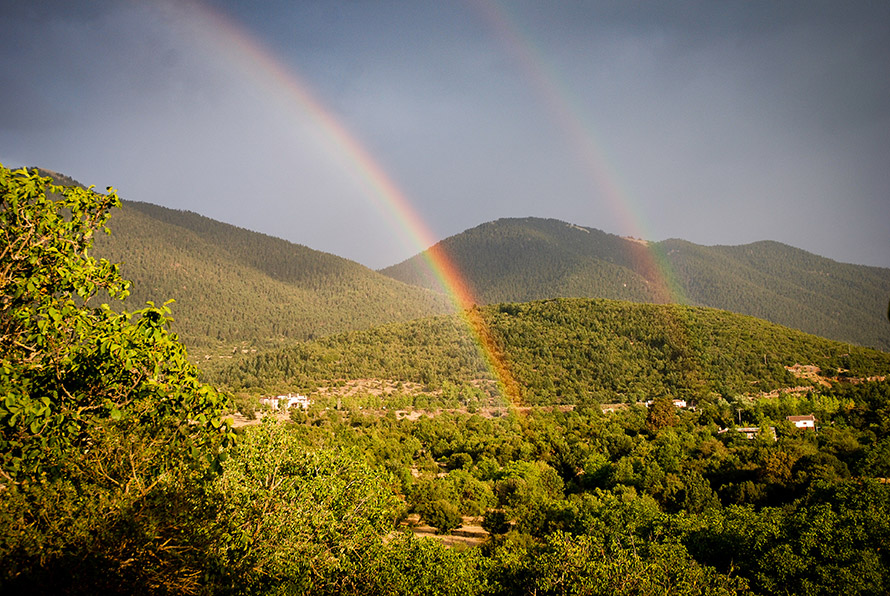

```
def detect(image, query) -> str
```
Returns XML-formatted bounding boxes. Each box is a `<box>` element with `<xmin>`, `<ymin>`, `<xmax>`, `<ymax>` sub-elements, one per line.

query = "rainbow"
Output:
<box><xmin>180</xmin><ymin>3</ymin><xmax>522</xmax><ymax>404</ymax></box>
<box><xmin>472</xmin><ymin>0</ymin><xmax>688</xmax><ymax>305</ymax></box>
<box><xmin>472</xmin><ymin>1</ymin><xmax>702</xmax><ymax>393</ymax></box>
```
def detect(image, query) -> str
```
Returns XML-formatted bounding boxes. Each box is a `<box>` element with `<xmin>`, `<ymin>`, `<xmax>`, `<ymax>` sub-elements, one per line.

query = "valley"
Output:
<box><xmin>5</xmin><ymin>166</ymin><xmax>890</xmax><ymax>595</ymax></box>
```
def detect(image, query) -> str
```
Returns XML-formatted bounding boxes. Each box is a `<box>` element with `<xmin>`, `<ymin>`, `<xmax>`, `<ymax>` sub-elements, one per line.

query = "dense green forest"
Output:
<box><xmin>381</xmin><ymin>217</ymin><xmax>890</xmax><ymax>350</ymax></box>
<box><xmin>242</xmin><ymin>377</ymin><xmax>890</xmax><ymax>595</ymax></box>
<box><xmin>89</xmin><ymin>199</ymin><xmax>451</xmax><ymax>354</ymax></box>
<box><xmin>213</xmin><ymin>298</ymin><xmax>890</xmax><ymax>405</ymax></box>
<box><xmin>5</xmin><ymin>166</ymin><xmax>890</xmax><ymax>595</ymax></box>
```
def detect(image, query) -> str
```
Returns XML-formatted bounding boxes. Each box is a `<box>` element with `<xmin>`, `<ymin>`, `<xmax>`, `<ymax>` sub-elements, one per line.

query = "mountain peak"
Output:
<box><xmin>381</xmin><ymin>217</ymin><xmax>890</xmax><ymax>350</ymax></box>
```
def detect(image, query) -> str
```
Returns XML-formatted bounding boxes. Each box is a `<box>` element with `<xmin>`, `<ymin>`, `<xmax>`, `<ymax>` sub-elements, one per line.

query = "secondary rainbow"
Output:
<box><xmin>473</xmin><ymin>0</ymin><xmax>688</xmax><ymax>304</ymax></box>
<box><xmin>182</xmin><ymin>4</ymin><xmax>521</xmax><ymax>404</ymax></box>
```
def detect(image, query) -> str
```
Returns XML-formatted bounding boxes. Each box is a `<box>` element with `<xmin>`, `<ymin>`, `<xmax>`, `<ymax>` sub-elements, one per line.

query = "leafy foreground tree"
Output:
<box><xmin>0</xmin><ymin>165</ymin><xmax>234</xmax><ymax>594</ymax></box>
<box><xmin>0</xmin><ymin>165</ymin><xmax>491</xmax><ymax>596</ymax></box>
<box><xmin>211</xmin><ymin>420</ymin><xmax>495</xmax><ymax>595</ymax></box>
<box><xmin>212</xmin><ymin>420</ymin><xmax>400</xmax><ymax>593</ymax></box>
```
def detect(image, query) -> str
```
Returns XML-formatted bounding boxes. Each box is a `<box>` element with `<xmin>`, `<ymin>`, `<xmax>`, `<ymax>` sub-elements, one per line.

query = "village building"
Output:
<box><xmin>718</xmin><ymin>426</ymin><xmax>777</xmax><ymax>440</ymax></box>
<box><xmin>259</xmin><ymin>393</ymin><xmax>311</xmax><ymax>411</ymax></box>
<box><xmin>787</xmin><ymin>414</ymin><xmax>816</xmax><ymax>430</ymax></box>
<box><xmin>642</xmin><ymin>399</ymin><xmax>688</xmax><ymax>408</ymax></box>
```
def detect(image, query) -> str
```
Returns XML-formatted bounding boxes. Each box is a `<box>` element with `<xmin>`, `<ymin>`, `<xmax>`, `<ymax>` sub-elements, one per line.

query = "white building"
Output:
<box><xmin>259</xmin><ymin>393</ymin><xmax>311</xmax><ymax>411</ymax></box>
<box><xmin>787</xmin><ymin>414</ymin><xmax>816</xmax><ymax>430</ymax></box>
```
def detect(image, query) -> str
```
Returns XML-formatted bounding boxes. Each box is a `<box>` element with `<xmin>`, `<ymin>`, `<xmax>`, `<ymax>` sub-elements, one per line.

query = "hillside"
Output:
<box><xmin>91</xmin><ymin>200</ymin><xmax>452</xmax><ymax>354</ymax></box>
<box><xmin>381</xmin><ymin>217</ymin><xmax>890</xmax><ymax>350</ymax></box>
<box><xmin>214</xmin><ymin>297</ymin><xmax>890</xmax><ymax>404</ymax></box>
<box><xmin>663</xmin><ymin>238</ymin><xmax>890</xmax><ymax>350</ymax></box>
<box><xmin>380</xmin><ymin>218</ymin><xmax>657</xmax><ymax>304</ymax></box>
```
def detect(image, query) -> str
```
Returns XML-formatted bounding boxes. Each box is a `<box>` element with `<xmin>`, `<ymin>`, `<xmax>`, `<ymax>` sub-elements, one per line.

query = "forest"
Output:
<box><xmin>90</xmin><ymin>197</ymin><xmax>451</xmax><ymax>354</ymax></box>
<box><xmin>382</xmin><ymin>217</ymin><xmax>890</xmax><ymax>350</ymax></box>
<box><xmin>240</xmin><ymin>379</ymin><xmax>890</xmax><ymax>595</ymax></box>
<box><xmin>213</xmin><ymin>298</ymin><xmax>890</xmax><ymax>406</ymax></box>
<box><xmin>3</xmin><ymin>164</ymin><xmax>890</xmax><ymax>595</ymax></box>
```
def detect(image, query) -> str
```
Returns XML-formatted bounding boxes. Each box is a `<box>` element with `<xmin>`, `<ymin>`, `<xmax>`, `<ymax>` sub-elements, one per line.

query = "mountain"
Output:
<box><xmin>90</xmin><ymin>200</ymin><xmax>452</xmax><ymax>355</ymax></box>
<box><xmin>380</xmin><ymin>217</ymin><xmax>890</xmax><ymax>350</ymax></box>
<box><xmin>380</xmin><ymin>218</ymin><xmax>656</xmax><ymax>304</ymax></box>
<box><xmin>214</xmin><ymin>297</ymin><xmax>890</xmax><ymax>404</ymax></box>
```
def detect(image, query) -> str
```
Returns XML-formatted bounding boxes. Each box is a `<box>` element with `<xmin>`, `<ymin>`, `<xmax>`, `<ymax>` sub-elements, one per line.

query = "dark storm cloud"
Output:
<box><xmin>1</xmin><ymin>0</ymin><xmax>888</xmax><ymax>268</ymax></box>
<box><xmin>0</xmin><ymin>0</ymin><xmax>117</xmax><ymax>21</ymax></box>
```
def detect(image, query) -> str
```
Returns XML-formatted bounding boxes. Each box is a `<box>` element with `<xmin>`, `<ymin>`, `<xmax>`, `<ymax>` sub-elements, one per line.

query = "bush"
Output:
<box><xmin>421</xmin><ymin>499</ymin><xmax>463</xmax><ymax>534</ymax></box>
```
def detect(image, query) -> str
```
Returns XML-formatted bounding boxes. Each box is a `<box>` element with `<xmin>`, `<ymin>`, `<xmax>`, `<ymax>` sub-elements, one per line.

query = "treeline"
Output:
<box><xmin>213</xmin><ymin>298</ymin><xmax>890</xmax><ymax>404</ymax></box>
<box><xmin>381</xmin><ymin>217</ymin><xmax>890</xmax><ymax>350</ymax></box>
<box><xmin>219</xmin><ymin>377</ymin><xmax>890</xmax><ymax>595</ymax></box>
<box><xmin>90</xmin><ymin>199</ymin><xmax>452</xmax><ymax>352</ymax></box>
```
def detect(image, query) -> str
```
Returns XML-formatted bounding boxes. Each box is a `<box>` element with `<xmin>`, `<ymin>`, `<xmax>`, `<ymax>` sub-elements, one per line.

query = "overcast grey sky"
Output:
<box><xmin>2</xmin><ymin>0</ymin><xmax>888</xmax><ymax>269</ymax></box>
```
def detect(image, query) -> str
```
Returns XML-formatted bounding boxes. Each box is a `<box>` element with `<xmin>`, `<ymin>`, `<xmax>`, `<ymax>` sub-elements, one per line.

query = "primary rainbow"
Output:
<box><xmin>182</xmin><ymin>3</ymin><xmax>521</xmax><ymax>404</ymax></box>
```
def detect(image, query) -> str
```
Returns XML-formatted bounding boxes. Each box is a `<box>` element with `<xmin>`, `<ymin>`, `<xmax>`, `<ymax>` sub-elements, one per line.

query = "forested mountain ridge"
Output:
<box><xmin>664</xmin><ymin>238</ymin><xmax>890</xmax><ymax>351</ymax></box>
<box><xmin>214</xmin><ymin>297</ymin><xmax>890</xmax><ymax>405</ymax></box>
<box><xmin>380</xmin><ymin>217</ymin><xmax>890</xmax><ymax>350</ymax></box>
<box><xmin>90</xmin><ymin>199</ymin><xmax>452</xmax><ymax>353</ymax></box>
<box><xmin>380</xmin><ymin>217</ymin><xmax>656</xmax><ymax>304</ymax></box>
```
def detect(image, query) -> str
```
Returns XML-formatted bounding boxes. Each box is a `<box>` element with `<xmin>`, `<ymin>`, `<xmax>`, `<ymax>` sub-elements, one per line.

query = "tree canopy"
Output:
<box><xmin>0</xmin><ymin>164</ymin><xmax>234</xmax><ymax>592</ymax></box>
<box><xmin>3</xmin><ymin>163</ymin><xmax>888</xmax><ymax>595</ymax></box>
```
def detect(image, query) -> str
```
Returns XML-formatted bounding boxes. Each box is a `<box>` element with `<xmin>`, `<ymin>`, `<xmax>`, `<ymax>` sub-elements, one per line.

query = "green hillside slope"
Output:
<box><xmin>91</xmin><ymin>200</ymin><xmax>452</xmax><ymax>353</ymax></box>
<box><xmin>663</xmin><ymin>239</ymin><xmax>890</xmax><ymax>350</ymax></box>
<box><xmin>381</xmin><ymin>218</ymin><xmax>890</xmax><ymax>350</ymax></box>
<box><xmin>380</xmin><ymin>218</ymin><xmax>658</xmax><ymax>304</ymax></box>
<box><xmin>215</xmin><ymin>298</ymin><xmax>890</xmax><ymax>404</ymax></box>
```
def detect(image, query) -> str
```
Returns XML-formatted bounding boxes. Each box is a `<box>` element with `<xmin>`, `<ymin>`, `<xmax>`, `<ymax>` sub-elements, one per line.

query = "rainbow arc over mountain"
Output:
<box><xmin>182</xmin><ymin>3</ymin><xmax>689</xmax><ymax>406</ymax></box>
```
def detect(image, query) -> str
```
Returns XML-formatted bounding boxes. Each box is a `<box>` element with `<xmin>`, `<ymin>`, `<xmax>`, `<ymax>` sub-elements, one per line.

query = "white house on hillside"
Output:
<box><xmin>259</xmin><ymin>393</ymin><xmax>311</xmax><ymax>411</ymax></box>
<box><xmin>642</xmin><ymin>399</ymin><xmax>688</xmax><ymax>409</ymax></box>
<box><xmin>787</xmin><ymin>414</ymin><xmax>816</xmax><ymax>430</ymax></box>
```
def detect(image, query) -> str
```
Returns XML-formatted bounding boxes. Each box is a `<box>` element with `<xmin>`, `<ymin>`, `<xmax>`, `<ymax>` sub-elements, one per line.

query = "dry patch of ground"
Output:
<box><xmin>750</xmin><ymin>363</ymin><xmax>886</xmax><ymax>399</ymax></box>
<box><xmin>315</xmin><ymin>378</ymin><xmax>427</xmax><ymax>397</ymax></box>
<box><xmin>402</xmin><ymin>514</ymin><xmax>488</xmax><ymax>548</ymax></box>
<box><xmin>393</xmin><ymin>404</ymin><xmax>574</xmax><ymax>421</ymax></box>
<box><xmin>785</xmin><ymin>364</ymin><xmax>832</xmax><ymax>388</ymax></box>
<box><xmin>312</xmin><ymin>378</ymin><xmax>499</xmax><ymax>398</ymax></box>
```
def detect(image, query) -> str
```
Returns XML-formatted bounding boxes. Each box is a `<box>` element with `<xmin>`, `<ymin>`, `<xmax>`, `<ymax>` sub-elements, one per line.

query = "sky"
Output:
<box><xmin>1</xmin><ymin>0</ymin><xmax>888</xmax><ymax>270</ymax></box>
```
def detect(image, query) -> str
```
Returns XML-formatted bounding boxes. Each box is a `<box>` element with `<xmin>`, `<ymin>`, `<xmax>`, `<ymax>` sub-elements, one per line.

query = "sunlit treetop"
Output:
<box><xmin>0</xmin><ymin>164</ymin><xmax>233</xmax><ymax>484</ymax></box>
